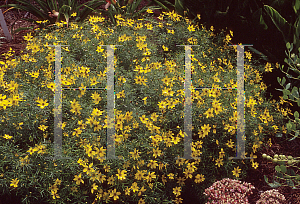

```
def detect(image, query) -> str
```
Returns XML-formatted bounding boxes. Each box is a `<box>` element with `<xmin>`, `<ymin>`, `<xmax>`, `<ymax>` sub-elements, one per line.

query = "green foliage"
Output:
<box><xmin>276</xmin><ymin>41</ymin><xmax>300</xmax><ymax>141</ymax></box>
<box><xmin>0</xmin><ymin>0</ymin><xmax>105</xmax><ymax>28</ymax></box>
<box><xmin>0</xmin><ymin>10</ymin><xmax>287</xmax><ymax>203</ymax></box>
<box><xmin>263</xmin><ymin>153</ymin><xmax>300</xmax><ymax>189</ymax></box>
<box><xmin>102</xmin><ymin>0</ymin><xmax>172</xmax><ymax>25</ymax></box>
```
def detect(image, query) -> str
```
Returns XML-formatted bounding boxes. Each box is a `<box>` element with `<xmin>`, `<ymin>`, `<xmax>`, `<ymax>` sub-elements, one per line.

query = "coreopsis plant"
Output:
<box><xmin>0</xmin><ymin>8</ymin><xmax>288</xmax><ymax>203</ymax></box>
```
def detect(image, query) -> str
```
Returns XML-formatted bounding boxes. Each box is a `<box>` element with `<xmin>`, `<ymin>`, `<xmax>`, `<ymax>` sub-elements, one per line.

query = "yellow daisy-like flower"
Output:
<box><xmin>3</xmin><ymin>134</ymin><xmax>13</xmax><ymax>139</ymax></box>
<box><xmin>162</xmin><ymin>45</ymin><xmax>169</xmax><ymax>51</ymax></box>
<box><xmin>265</xmin><ymin>62</ymin><xmax>273</xmax><ymax>72</ymax></box>
<box><xmin>71</xmin><ymin>12</ymin><xmax>77</xmax><ymax>17</ymax></box>
<box><xmin>10</xmin><ymin>178</ymin><xmax>19</xmax><ymax>188</ymax></box>
<box><xmin>252</xmin><ymin>161</ymin><xmax>259</xmax><ymax>169</ymax></box>
<box><xmin>232</xmin><ymin>166</ymin><xmax>242</xmax><ymax>177</ymax></box>
<box><xmin>194</xmin><ymin>174</ymin><xmax>205</xmax><ymax>183</ymax></box>
<box><xmin>173</xmin><ymin>186</ymin><xmax>181</xmax><ymax>197</ymax></box>
<box><xmin>146</xmin><ymin>8</ymin><xmax>153</xmax><ymax>13</ymax></box>
<box><xmin>116</xmin><ymin>169</ymin><xmax>127</xmax><ymax>180</ymax></box>
<box><xmin>187</xmin><ymin>24</ymin><xmax>195</xmax><ymax>32</ymax></box>
<box><xmin>36</xmin><ymin>98</ymin><xmax>49</xmax><ymax>109</ymax></box>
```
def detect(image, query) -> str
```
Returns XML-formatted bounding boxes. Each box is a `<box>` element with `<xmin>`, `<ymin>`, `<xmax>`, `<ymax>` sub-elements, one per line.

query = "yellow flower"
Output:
<box><xmin>73</xmin><ymin>173</ymin><xmax>84</xmax><ymax>185</ymax></box>
<box><xmin>135</xmin><ymin>170</ymin><xmax>145</xmax><ymax>180</ymax></box>
<box><xmin>54</xmin><ymin>178</ymin><xmax>61</xmax><ymax>186</ymax></box>
<box><xmin>38</xmin><ymin>124</ymin><xmax>48</xmax><ymax>131</ymax></box>
<box><xmin>71</xmin><ymin>12</ymin><xmax>77</xmax><ymax>17</ymax></box>
<box><xmin>152</xmin><ymin>147</ymin><xmax>162</xmax><ymax>158</ymax></box>
<box><xmin>131</xmin><ymin>182</ymin><xmax>139</xmax><ymax>192</ymax></box>
<box><xmin>116</xmin><ymin>169</ymin><xmax>127</xmax><ymax>180</ymax></box>
<box><xmin>173</xmin><ymin>186</ymin><xmax>181</xmax><ymax>197</ymax></box>
<box><xmin>23</xmin><ymin>32</ymin><xmax>33</xmax><ymax>41</ymax></box>
<box><xmin>187</xmin><ymin>24</ymin><xmax>195</xmax><ymax>32</ymax></box>
<box><xmin>130</xmin><ymin>148</ymin><xmax>141</xmax><ymax>160</ymax></box>
<box><xmin>147</xmin><ymin>160</ymin><xmax>158</xmax><ymax>169</ymax></box>
<box><xmin>36</xmin><ymin>98</ymin><xmax>49</xmax><ymax>109</ymax></box>
<box><xmin>252</xmin><ymin>161</ymin><xmax>259</xmax><ymax>169</ymax></box>
<box><xmin>91</xmin><ymin>183</ymin><xmax>98</xmax><ymax>194</ymax></box>
<box><xmin>138</xmin><ymin>198</ymin><xmax>145</xmax><ymax>204</ymax></box>
<box><xmin>215</xmin><ymin>158</ymin><xmax>223</xmax><ymax>167</ymax></box>
<box><xmin>232</xmin><ymin>166</ymin><xmax>242</xmax><ymax>177</ymax></box>
<box><xmin>265</xmin><ymin>62</ymin><xmax>273</xmax><ymax>72</ymax></box>
<box><xmin>109</xmin><ymin>189</ymin><xmax>121</xmax><ymax>200</ymax></box>
<box><xmin>226</xmin><ymin>139</ymin><xmax>235</xmax><ymax>148</ymax></box>
<box><xmin>162</xmin><ymin>45</ymin><xmax>169</xmax><ymax>51</ymax></box>
<box><xmin>194</xmin><ymin>174</ymin><xmax>205</xmax><ymax>183</ymax></box>
<box><xmin>146</xmin><ymin>8</ymin><xmax>153</xmax><ymax>13</ymax></box>
<box><xmin>10</xmin><ymin>178</ymin><xmax>19</xmax><ymax>188</ymax></box>
<box><xmin>3</xmin><ymin>134</ymin><xmax>12</xmax><ymax>139</ymax></box>
<box><xmin>168</xmin><ymin>173</ymin><xmax>175</xmax><ymax>179</ymax></box>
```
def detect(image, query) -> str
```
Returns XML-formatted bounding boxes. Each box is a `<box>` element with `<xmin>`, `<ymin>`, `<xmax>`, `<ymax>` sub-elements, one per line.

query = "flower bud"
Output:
<box><xmin>288</xmin><ymin>156</ymin><xmax>293</xmax><ymax>160</ymax></box>
<box><xmin>267</xmin><ymin>156</ymin><xmax>271</xmax><ymax>160</ymax></box>
<box><xmin>262</xmin><ymin>154</ymin><xmax>267</xmax><ymax>159</ymax></box>
<box><xmin>291</xmin><ymin>54</ymin><xmax>295</xmax><ymax>59</ymax></box>
<box><xmin>287</xmin><ymin>160</ymin><xmax>293</xmax><ymax>165</ymax></box>
<box><xmin>273</xmin><ymin>158</ymin><xmax>278</xmax><ymax>163</ymax></box>
<box><xmin>274</xmin><ymin>154</ymin><xmax>278</xmax><ymax>159</ymax></box>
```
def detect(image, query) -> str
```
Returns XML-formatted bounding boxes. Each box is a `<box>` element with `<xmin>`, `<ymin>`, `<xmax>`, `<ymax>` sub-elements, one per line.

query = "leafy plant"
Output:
<box><xmin>254</xmin><ymin>0</ymin><xmax>300</xmax><ymax>54</ymax></box>
<box><xmin>0</xmin><ymin>0</ymin><xmax>105</xmax><ymax>28</ymax></box>
<box><xmin>102</xmin><ymin>0</ymin><xmax>168</xmax><ymax>25</ymax></box>
<box><xmin>262</xmin><ymin>153</ymin><xmax>300</xmax><ymax>189</ymax></box>
<box><xmin>0</xmin><ymin>9</ymin><xmax>288</xmax><ymax>203</ymax></box>
<box><xmin>276</xmin><ymin>41</ymin><xmax>300</xmax><ymax>141</ymax></box>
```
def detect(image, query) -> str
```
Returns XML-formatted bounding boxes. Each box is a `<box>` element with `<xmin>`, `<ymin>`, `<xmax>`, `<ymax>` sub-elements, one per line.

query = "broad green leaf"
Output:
<box><xmin>276</xmin><ymin>172</ymin><xmax>283</xmax><ymax>179</ymax></box>
<box><xmin>288</xmin><ymin>168</ymin><xmax>296</xmax><ymax>176</ymax></box>
<box><xmin>282</xmin><ymin>77</ymin><xmax>286</xmax><ymax>85</ymax></box>
<box><xmin>264</xmin><ymin>175</ymin><xmax>269</xmax><ymax>183</ymax></box>
<box><xmin>275</xmin><ymin>165</ymin><xmax>281</xmax><ymax>172</ymax></box>
<box><xmin>262</xmin><ymin>5</ymin><xmax>292</xmax><ymax>45</ymax></box>
<box><xmin>289</xmin><ymin>42</ymin><xmax>294</xmax><ymax>52</ymax></box>
<box><xmin>252</xmin><ymin>8</ymin><xmax>268</xmax><ymax>30</ymax></box>
<box><xmin>295</xmin><ymin>111</ymin><xmax>300</xmax><ymax>119</ymax></box>
<box><xmin>280</xmin><ymin>165</ymin><xmax>287</xmax><ymax>173</ymax></box>
<box><xmin>294</xmin><ymin>0</ymin><xmax>300</xmax><ymax>16</ymax></box>
<box><xmin>292</xmin><ymin>86</ymin><xmax>299</xmax><ymax>98</ymax></box>
<box><xmin>268</xmin><ymin>182</ymin><xmax>281</xmax><ymax>188</ymax></box>
<box><xmin>277</xmin><ymin>77</ymin><xmax>281</xmax><ymax>84</ymax></box>
<box><xmin>283</xmin><ymin>89</ymin><xmax>290</xmax><ymax>96</ymax></box>
<box><xmin>289</xmin><ymin>93</ymin><xmax>296</xmax><ymax>100</ymax></box>
<box><xmin>287</xmin><ymin>179</ymin><xmax>294</xmax><ymax>187</ymax></box>
<box><xmin>286</xmin><ymin>83</ymin><xmax>291</xmax><ymax>89</ymax></box>
<box><xmin>287</xmin><ymin>122</ymin><xmax>292</xmax><ymax>130</ymax></box>
<box><xmin>286</xmin><ymin>42</ymin><xmax>291</xmax><ymax>49</ymax></box>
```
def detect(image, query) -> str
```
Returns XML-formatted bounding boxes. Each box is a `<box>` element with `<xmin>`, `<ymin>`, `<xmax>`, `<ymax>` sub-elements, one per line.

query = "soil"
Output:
<box><xmin>1</xmin><ymin>1</ymin><xmax>300</xmax><ymax>204</ymax></box>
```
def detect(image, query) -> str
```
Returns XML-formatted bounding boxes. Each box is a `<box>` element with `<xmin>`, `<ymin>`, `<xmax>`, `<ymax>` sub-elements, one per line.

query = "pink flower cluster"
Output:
<box><xmin>256</xmin><ymin>189</ymin><xmax>286</xmax><ymax>204</ymax></box>
<box><xmin>203</xmin><ymin>178</ymin><xmax>255</xmax><ymax>204</ymax></box>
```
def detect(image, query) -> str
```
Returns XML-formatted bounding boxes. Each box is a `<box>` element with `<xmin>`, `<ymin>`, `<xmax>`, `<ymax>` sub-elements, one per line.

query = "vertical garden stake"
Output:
<box><xmin>0</xmin><ymin>9</ymin><xmax>12</xmax><ymax>41</ymax></box>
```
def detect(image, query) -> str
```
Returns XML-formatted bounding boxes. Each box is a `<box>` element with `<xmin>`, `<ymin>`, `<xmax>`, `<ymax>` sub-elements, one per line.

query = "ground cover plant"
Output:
<box><xmin>0</xmin><ymin>9</ymin><xmax>289</xmax><ymax>203</ymax></box>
